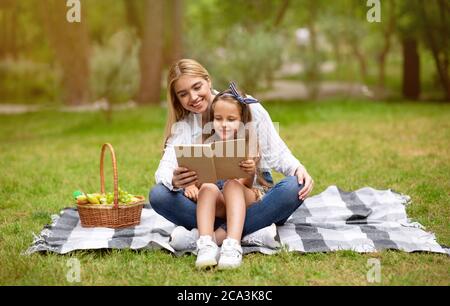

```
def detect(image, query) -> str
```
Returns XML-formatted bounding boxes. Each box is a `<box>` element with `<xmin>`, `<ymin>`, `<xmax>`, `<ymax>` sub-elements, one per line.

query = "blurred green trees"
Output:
<box><xmin>90</xmin><ymin>29</ymin><xmax>140</xmax><ymax>104</ymax></box>
<box><xmin>0</xmin><ymin>0</ymin><xmax>448</xmax><ymax>106</ymax></box>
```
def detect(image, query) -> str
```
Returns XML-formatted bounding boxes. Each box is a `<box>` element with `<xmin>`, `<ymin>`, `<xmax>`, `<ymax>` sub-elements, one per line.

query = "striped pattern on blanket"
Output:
<box><xmin>25</xmin><ymin>185</ymin><xmax>449</xmax><ymax>256</ymax></box>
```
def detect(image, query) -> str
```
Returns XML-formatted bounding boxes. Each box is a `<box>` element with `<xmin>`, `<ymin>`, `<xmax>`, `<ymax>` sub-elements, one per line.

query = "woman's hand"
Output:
<box><xmin>184</xmin><ymin>184</ymin><xmax>199</xmax><ymax>202</ymax></box>
<box><xmin>172</xmin><ymin>167</ymin><xmax>198</xmax><ymax>189</ymax></box>
<box><xmin>295</xmin><ymin>165</ymin><xmax>314</xmax><ymax>201</ymax></box>
<box><xmin>239</xmin><ymin>159</ymin><xmax>256</xmax><ymax>175</ymax></box>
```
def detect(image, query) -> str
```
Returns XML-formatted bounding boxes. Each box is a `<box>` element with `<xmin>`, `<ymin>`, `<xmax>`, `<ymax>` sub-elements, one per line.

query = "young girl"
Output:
<box><xmin>184</xmin><ymin>82</ymin><xmax>272</xmax><ymax>269</ymax></box>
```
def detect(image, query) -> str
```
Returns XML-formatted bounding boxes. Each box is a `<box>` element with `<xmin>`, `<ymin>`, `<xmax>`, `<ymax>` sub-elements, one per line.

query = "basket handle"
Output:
<box><xmin>100</xmin><ymin>143</ymin><xmax>119</xmax><ymax>208</ymax></box>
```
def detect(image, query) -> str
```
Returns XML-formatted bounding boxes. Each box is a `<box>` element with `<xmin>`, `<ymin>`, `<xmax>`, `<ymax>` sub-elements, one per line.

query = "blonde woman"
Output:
<box><xmin>149</xmin><ymin>59</ymin><xmax>314</xmax><ymax>259</ymax></box>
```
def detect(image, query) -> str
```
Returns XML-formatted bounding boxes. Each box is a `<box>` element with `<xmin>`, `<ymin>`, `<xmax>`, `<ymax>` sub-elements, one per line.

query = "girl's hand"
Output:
<box><xmin>172</xmin><ymin>167</ymin><xmax>198</xmax><ymax>189</ymax></box>
<box><xmin>184</xmin><ymin>184</ymin><xmax>199</xmax><ymax>202</ymax></box>
<box><xmin>295</xmin><ymin>165</ymin><xmax>314</xmax><ymax>201</ymax></box>
<box><xmin>239</xmin><ymin>159</ymin><xmax>256</xmax><ymax>175</ymax></box>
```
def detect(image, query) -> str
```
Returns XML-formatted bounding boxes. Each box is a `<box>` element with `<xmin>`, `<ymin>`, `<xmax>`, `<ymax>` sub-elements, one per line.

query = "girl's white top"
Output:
<box><xmin>155</xmin><ymin>101</ymin><xmax>302</xmax><ymax>191</ymax></box>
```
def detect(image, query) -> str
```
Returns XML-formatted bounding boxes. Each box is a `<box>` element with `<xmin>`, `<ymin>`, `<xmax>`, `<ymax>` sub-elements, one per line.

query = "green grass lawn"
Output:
<box><xmin>0</xmin><ymin>99</ymin><xmax>449</xmax><ymax>285</ymax></box>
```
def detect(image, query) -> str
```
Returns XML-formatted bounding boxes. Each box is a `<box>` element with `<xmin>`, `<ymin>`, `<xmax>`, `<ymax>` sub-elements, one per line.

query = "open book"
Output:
<box><xmin>174</xmin><ymin>138</ymin><xmax>253</xmax><ymax>184</ymax></box>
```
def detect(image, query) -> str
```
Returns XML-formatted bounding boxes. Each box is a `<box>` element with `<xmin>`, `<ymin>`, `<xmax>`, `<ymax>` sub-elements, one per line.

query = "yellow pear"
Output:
<box><xmin>87</xmin><ymin>194</ymin><xmax>100</xmax><ymax>204</ymax></box>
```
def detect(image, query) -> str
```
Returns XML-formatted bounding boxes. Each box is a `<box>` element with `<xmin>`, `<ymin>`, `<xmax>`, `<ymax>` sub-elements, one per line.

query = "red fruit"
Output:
<box><xmin>77</xmin><ymin>198</ymin><xmax>89</xmax><ymax>205</ymax></box>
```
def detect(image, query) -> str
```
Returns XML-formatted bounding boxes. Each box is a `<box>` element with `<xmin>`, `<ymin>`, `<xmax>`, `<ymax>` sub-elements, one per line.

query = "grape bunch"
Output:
<box><xmin>115</xmin><ymin>187</ymin><xmax>139</xmax><ymax>205</ymax></box>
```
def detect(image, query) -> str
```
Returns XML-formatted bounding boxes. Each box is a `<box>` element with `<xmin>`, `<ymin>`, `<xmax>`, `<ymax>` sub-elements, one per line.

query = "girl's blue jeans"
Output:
<box><xmin>149</xmin><ymin>176</ymin><xmax>304</xmax><ymax>237</ymax></box>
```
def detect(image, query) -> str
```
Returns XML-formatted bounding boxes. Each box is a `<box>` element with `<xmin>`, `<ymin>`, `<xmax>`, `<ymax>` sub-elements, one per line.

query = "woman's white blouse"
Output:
<box><xmin>155</xmin><ymin>102</ymin><xmax>302</xmax><ymax>191</ymax></box>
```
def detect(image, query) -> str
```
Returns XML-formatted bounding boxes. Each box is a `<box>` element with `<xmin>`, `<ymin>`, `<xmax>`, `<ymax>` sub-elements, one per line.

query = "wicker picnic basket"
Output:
<box><xmin>77</xmin><ymin>143</ymin><xmax>145</xmax><ymax>228</ymax></box>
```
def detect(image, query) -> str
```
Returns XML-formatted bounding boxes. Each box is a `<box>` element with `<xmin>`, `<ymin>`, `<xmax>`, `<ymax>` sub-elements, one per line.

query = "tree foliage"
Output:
<box><xmin>0</xmin><ymin>0</ymin><xmax>448</xmax><ymax>105</ymax></box>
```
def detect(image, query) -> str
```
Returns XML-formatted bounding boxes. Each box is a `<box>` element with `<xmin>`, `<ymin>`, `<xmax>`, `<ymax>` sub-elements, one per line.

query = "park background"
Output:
<box><xmin>0</xmin><ymin>0</ymin><xmax>448</xmax><ymax>285</ymax></box>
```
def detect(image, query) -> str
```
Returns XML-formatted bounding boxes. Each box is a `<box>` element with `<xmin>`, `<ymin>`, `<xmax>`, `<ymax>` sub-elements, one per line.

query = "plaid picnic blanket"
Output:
<box><xmin>25</xmin><ymin>185</ymin><xmax>449</xmax><ymax>256</ymax></box>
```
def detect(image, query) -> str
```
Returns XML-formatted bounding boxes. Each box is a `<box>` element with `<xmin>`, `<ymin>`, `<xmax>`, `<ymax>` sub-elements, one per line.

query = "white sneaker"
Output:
<box><xmin>241</xmin><ymin>223</ymin><xmax>281</xmax><ymax>249</ymax></box>
<box><xmin>218</xmin><ymin>238</ymin><xmax>243</xmax><ymax>270</ymax></box>
<box><xmin>169</xmin><ymin>226</ymin><xmax>199</xmax><ymax>251</ymax></box>
<box><xmin>195</xmin><ymin>236</ymin><xmax>220</xmax><ymax>269</ymax></box>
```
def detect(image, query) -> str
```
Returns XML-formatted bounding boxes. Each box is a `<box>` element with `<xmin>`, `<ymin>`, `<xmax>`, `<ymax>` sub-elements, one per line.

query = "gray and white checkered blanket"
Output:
<box><xmin>25</xmin><ymin>185</ymin><xmax>449</xmax><ymax>256</ymax></box>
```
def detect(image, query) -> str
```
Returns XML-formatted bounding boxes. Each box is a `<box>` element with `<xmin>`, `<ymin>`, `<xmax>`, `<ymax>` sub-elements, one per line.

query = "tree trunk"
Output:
<box><xmin>163</xmin><ymin>0</ymin><xmax>183</xmax><ymax>66</ymax></box>
<box><xmin>123</xmin><ymin>0</ymin><xmax>143</xmax><ymax>37</ymax></box>
<box><xmin>351</xmin><ymin>43</ymin><xmax>368</xmax><ymax>83</ymax></box>
<box><xmin>306</xmin><ymin>0</ymin><xmax>319</xmax><ymax>100</ymax></box>
<box><xmin>169</xmin><ymin>0</ymin><xmax>183</xmax><ymax>64</ymax></box>
<box><xmin>377</xmin><ymin>0</ymin><xmax>396</xmax><ymax>93</ymax></box>
<box><xmin>40</xmin><ymin>0</ymin><xmax>90</xmax><ymax>105</ymax></box>
<box><xmin>347</xmin><ymin>1</ymin><xmax>368</xmax><ymax>84</ymax></box>
<box><xmin>307</xmin><ymin>22</ymin><xmax>319</xmax><ymax>100</ymax></box>
<box><xmin>172</xmin><ymin>0</ymin><xmax>184</xmax><ymax>62</ymax></box>
<box><xmin>0</xmin><ymin>6</ymin><xmax>9</xmax><ymax>58</ymax></box>
<box><xmin>0</xmin><ymin>0</ymin><xmax>18</xmax><ymax>59</ymax></box>
<box><xmin>331</xmin><ymin>39</ymin><xmax>342</xmax><ymax>72</ymax></box>
<box><xmin>137</xmin><ymin>0</ymin><xmax>164</xmax><ymax>105</ymax></box>
<box><xmin>418</xmin><ymin>0</ymin><xmax>449</xmax><ymax>100</ymax></box>
<box><xmin>378</xmin><ymin>55</ymin><xmax>386</xmax><ymax>90</ymax></box>
<box><xmin>402</xmin><ymin>38</ymin><xmax>420</xmax><ymax>100</ymax></box>
<box><xmin>273</xmin><ymin>0</ymin><xmax>290</xmax><ymax>28</ymax></box>
<box><xmin>10</xmin><ymin>2</ymin><xmax>17</xmax><ymax>59</ymax></box>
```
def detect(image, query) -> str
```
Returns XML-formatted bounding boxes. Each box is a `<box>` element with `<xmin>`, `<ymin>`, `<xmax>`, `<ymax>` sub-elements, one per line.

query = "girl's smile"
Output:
<box><xmin>219</xmin><ymin>128</ymin><xmax>233</xmax><ymax>140</ymax></box>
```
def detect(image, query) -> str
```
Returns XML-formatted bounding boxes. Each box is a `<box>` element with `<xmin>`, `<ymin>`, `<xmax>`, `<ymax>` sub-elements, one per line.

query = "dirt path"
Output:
<box><xmin>255</xmin><ymin>80</ymin><xmax>376</xmax><ymax>101</ymax></box>
<box><xmin>0</xmin><ymin>100</ymin><xmax>137</xmax><ymax>114</ymax></box>
<box><xmin>0</xmin><ymin>80</ymin><xmax>378</xmax><ymax>114</ymax></box>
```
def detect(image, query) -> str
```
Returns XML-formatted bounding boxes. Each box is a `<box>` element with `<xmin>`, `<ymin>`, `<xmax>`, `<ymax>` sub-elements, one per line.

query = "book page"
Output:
<box><xmin>174</xmin><ymin>144</ymin><xmax>217</xmax><ymax>184</ymax></box>
<box><xmin>212</xmin><ymin>139</ymin><xmax>253</xmax><ymax>181</ymax></box>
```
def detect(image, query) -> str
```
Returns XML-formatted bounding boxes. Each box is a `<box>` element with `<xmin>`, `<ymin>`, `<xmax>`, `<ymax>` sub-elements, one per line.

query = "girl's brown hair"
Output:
<box><xmin>204</xmin><ymin>87</ymin><xmax>273</xmax><ymax>189</ymax></box>
<box><xmin>202</xmin><ymin>89</ymin><xmax>253</xmax><ymax>143</ymax></box>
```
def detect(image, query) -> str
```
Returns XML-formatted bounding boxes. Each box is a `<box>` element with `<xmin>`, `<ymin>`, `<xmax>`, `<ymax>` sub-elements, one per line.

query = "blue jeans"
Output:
<box><xmin>149</xmin><ymin>176</ymin><xmax>304</xmax><ymax>237</ymax></box>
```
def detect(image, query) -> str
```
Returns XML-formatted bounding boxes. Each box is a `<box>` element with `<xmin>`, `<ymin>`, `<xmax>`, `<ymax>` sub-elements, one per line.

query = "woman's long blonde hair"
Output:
<box><xmin>164</xmin><ymin>59</ymin><xmax>211</xmax><ymax>150</ymax></box>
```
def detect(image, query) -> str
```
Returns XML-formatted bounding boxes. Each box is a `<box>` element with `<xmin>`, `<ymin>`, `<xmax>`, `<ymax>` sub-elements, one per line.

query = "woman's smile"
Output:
<box><xmin>191</xmin><ymin>99</ymin><xmax>203</xmax><ymax>109</ymax></box>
